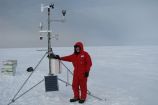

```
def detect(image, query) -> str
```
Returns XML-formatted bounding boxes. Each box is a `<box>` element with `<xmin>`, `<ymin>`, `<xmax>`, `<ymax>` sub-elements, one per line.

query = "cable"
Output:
<box><xmin>66</xmin><ymin>67</ymin><xmax>69</xmax><ymax>86</ymax></box>
<box><xmin>60</xmin><ymin>61</ymin><xmax>73</xmax><ymax>75</ymax></box>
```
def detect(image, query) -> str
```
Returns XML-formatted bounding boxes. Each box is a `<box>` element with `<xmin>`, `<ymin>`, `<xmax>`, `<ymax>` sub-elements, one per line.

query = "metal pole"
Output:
<box><xmin>48</xmin><ymin>7</ymin><xmax>52</xmax><ymax>75</ymax></box>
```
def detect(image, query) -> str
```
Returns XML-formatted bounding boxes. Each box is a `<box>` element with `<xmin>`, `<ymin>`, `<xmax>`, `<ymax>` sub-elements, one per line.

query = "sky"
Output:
<box><xmin>0</xmin><ymin>0</ymin><xmax>158</xmax><ymax>48</ymax></box>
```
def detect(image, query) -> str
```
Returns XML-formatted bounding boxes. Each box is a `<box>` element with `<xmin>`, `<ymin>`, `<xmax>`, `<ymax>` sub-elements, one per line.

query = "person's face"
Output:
<box><xmin>75</xmin><ymin>46</ymin><xmax>80</xmax><ymax>53</ymax></box>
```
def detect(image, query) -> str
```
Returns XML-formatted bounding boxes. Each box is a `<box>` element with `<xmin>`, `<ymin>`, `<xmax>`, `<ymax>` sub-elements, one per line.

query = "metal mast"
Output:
<box><xmin>48</xmin><ymin>7</ymin><xmax>52</xmax><ymax>75</ymax></box>
<box><xmin>40</xmin><ymin>3</ymin><xmax>66</xmax><ymax>75</ymax></box>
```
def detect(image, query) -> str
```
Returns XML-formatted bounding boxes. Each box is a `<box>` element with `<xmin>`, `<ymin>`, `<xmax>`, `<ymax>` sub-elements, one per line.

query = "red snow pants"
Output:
<box><xmin>72</xmin><ymin>74</ymin><xmax>88</xmax><ymax>100</ymax></box>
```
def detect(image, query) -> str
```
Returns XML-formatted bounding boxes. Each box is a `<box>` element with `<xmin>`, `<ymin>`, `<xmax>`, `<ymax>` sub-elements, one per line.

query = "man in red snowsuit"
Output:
<box><xmin>56</xmin><ymin>42</ymin><xmax>92</xmax><ymax>103</ymax></box>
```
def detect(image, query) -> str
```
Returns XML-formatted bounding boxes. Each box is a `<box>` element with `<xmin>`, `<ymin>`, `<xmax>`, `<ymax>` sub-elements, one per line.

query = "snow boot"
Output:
<box><xmin>78</xmin><ymin>99</ymin><xmax>85</xmax><ymax>104</ymax></box>
<box><xmin>70</xmin><ymin>98</ymin><xmax>79</xmax><ymax>102</ymax></box>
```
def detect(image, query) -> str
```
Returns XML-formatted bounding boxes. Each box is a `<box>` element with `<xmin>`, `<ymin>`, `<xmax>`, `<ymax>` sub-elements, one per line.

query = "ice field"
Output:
<box><xmin>0</xmin><ymin>46</ymin><xmax>158</xmax><ymax>105</ymax></box>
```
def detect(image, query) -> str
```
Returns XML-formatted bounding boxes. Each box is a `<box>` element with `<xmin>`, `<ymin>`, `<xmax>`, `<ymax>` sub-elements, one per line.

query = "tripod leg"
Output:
<box><xmin>7</xmin><ymin>52</ymin><xmax>47</xmax><ymax>105</ymax></box>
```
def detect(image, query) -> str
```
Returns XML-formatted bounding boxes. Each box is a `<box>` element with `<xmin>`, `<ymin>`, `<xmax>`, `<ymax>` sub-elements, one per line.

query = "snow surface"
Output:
<box><xmin>0</xmin><ymin>46</ymin><xmax>158</xmax><ymax>105</ymax></box>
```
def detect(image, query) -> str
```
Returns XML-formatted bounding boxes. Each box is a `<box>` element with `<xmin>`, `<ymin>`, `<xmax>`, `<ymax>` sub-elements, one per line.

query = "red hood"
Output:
<box><xmin>74</xmin><ymin>42</ymin><xmax>84</xmax><ymax>52</ymax></box>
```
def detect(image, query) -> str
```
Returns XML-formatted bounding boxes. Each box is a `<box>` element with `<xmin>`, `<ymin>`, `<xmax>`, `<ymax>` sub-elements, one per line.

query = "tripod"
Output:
<box><xmin>7</xmin><ymin>51</ymin><xmax>105</xmax><ymax>105</ymax></box>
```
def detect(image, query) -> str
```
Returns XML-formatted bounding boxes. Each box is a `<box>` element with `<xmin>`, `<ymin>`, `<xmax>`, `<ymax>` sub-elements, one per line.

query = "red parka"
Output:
<box><xmin>61</xmin><ymin>42</ymin><xmax>92</xmax><ymax>100</ymax></box>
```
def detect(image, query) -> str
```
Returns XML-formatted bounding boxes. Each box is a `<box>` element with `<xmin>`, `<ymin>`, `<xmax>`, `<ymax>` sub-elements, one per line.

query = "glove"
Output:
<box><xmin>47</xmin><ymin>53</ymin><xmax>60</xmax><ymax>59</ymax></box>
<box><xmin>55</xmin><ymin>55</ymin><xmax>61</xmax><ymax>60</ymax></box>
<box><xmin>84</xmin><ymin>72</ymin><xmax>89</xmax><ymax>78</ymax></box>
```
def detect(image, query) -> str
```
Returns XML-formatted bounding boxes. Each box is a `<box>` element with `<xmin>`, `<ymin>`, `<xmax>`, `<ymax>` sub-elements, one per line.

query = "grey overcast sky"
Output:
<box><xmin>0</xmin><ymin>0</ymin><xmax>158</xmax><ymax>48</ymax></box>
